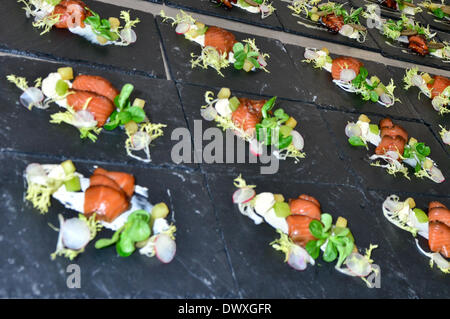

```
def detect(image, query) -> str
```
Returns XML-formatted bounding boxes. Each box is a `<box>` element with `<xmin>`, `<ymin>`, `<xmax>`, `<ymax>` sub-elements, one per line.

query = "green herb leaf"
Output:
<box><xmin>305</xmin><ymin>240</ymin><xmax>320</xmax><ymax>259</ymax></box>
<box><xmin>348</xmin><ymin>136</ymin><xmax>366</xmax><ymax>147</ymax></box>
<box><xmin>127</xmin><ymin>106</ymin><xmax>146</xmax><ymax>123</ymax></box>
<box><xmin>323</xmin><ymin>242</ymin><xmax>338</xmax><ymax>262</ymax></box>
<box><xmin>321</xmin><ymin>214</ymin><xmax>333</xmax><ymax>232</ymax></box>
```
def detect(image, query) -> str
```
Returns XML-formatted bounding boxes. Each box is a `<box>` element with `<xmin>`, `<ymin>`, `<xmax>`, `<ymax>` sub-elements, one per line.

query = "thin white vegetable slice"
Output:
<box><xmin>200</xmin><ymin>105</ymin><xmax>218</xmax><ymax>121</ymax></box>
<box><xmin>411</xmin><ymin>74</ymin><xmax>425</xmax><ymax>87</ymax></box>
<box><xmin>287</xmin><ymin>245</ymin><xmax>310</xmax><ymax>271</ymax></box>
<box><xmin>154</xmin><ymin>234</ymin><xmax>176</xmax><ymax>264</ymax></box>
<box><xmin>121</xmin><ymin>28</ymin><xmax>137</xmax><ymax>43</ymax></box>
<box><xmin>442</xmin><ymin>130</ymin><xmax>450</xmax><ymax>145</ymax></box>
<box><xmin>429</xmin><ymin>166</ymin><xmax>445</xmax><ymax>183</ymax></box>
<box><xmin>345</xmin><ymin>122</ymin><xmax>362</xmax><ymax>138</ymax></box>
<box><xmin>232</xmin><ymin>187</ymin><xmax>256</xmax><ymax>204</ymax></box>
<box><xmin>345</xmin><ymin>253</ymin><xmax>372</xmax><ymax>277</ymax></box>
<box><xmin>175</xmin><ymin>22</ymin><xmax>190</xmax><ymax>35</ymax></box>
<box><xmin>61</xmin><ymin>218</ymin><xmax>91</xmax><ymax>250</ymax></box>
<box><xmin>340</xmin><ymin>69</ymin><xmax>357</xmax><ymax>82</ymax></box>
<box><xmin>249</xmin><ymin>138</ymin><xmax>263</xmax><ymax>156</ymax></box>
<box><xmin>257</xmin><ymin>55</ymin><xmax>267</xmax><ymax>68</ymax></box>
<box><xmin>130</xmin><ymin>132</ymin><xmax>151</xmax><ymax>151</ymax></box>
<box><xmin>72</xmin><ymin>110</ymin><xmax>97</xmax><ymax>128</ymax></box>
<box><xmin>20</xmin><ymin>87</ymin><xmax>45</xmax><ymax>109</ymax></box>
<box><xmin>26</xmin><ymin>163</ymin><xmax>48</xmax><ymax>185</ymax></box>
<box><xmin>290</xmin><ymin>130</ymin><xmax>304</xmax><ymax>150</ymax></box>
<box><xmin>339</xmin><ymin>24</ymin><xmax>354</xmax><ymax>37</ymax></box>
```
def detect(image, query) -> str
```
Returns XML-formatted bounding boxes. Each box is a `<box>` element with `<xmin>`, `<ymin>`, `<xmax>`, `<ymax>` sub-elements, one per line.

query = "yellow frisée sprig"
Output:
<box><xmin>261</xmin><ymin>0</ymin><xmax>276</xmax><ymax>17</ymax></box>
<box><xmin>370</xmin><ymin>160</ymin><xmax>410</xmax><ymax>179</ymax></box>
<box><xmin>32</xmin><ymin>13</ymin><xmax>61</xmax><ymax>35</ymax></box>
<box><xmin>241</xmin><ymin>38</ymin><xmax>271</xmax><ymax>73</ymax></box>
<box><xmin>124</xmin><ymin>122</ymin><xmax>166</xmax><ymax>163</ymax></box>
<box><xmin>120</xmin><ymin>10</ymin><xmax>140</xmax><ymax>30</ymax></box>
<box><xmin>214</xmin><ymin>115</ymin><xmax>254</xmax><ymax>141</ymax></box>
<box><xmin>50</xmin><ymin>106</ymin><xmax>103</xmax><ymax>142</ymax></box>
<box><xmin>360</xmin><ymin>244</ymin><xmax>380</xmax><ymax>288</ymax></box>
<box><xmin>79</xmin><ymin>213</ymin><xmax>103</xmax><ymax>240</ymax></box>
<box><xmin>233</xmin><ymin>174</ymin><xmax>256</xmax><ymax>189</ymax></box>
<box><xmin>429</xmin><ymin>254</ymin><xmax>450</xmax><ymax>274</ymax></box>
<box><xmin>276</xmin><ymin>143</ymin><xmax>306</xmax><ymax>163</ymax></box>
<box><xmin>6</xmin><ymin>74</ymin><xmax>29</xmax><ymax>91</ymax></box>
<box><xmin>139</xmin><ymin>223</ymin><xmax>177</xmax><ymax>258</ymax></box>
<box><xmin>302</xmin><ymin>49</ymin><xmax>331</xmax><ymax>69</ymax></box>
<box><xmin>270</xmin><ymin>229</ymin><xmax>297</xmax><ymax>262</ymax></box>
<box><xmin>160</xmin><ymin>9</ymin><xmax>196</xmax><ymax>26</ymax></box>
<box><xmin>382</xmin><ymin>195</ymin><xmax>420</xmax><ymax>236</ymax></box>
<box><xmin>439</xmin><ymin>125</ymin><xmax>449</xmax><ymax>142</ymax></box>
<box><xmin>190</xmin><ymin>47</ymin><xmax>230</xmax><ymax>77</ymax></box>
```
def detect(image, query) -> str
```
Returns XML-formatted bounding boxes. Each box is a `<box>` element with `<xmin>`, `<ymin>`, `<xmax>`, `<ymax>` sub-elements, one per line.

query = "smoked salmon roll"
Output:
<box><xmin>231</xmin><ymin>98</ymin><xmax>266</xmax><ymax>133</ymax></box>
<box><xmin>67</xmin><ymin>90</ymin><xmax>115</xmax><ymax>127</ymax></box>
<box><xmin>84</xmin><ymin>185</ymin><xmax>130</xmax><ymax>223</ymax></box>
<box><xmin>93</xmin><ymin>168</ymin><xmax>135</xmax><ymax>198</ymax></box>
<box><xmin>53</xmin><ymin>0</ymin><xmax>89</xmax><ymax>29</ymax></box>
<box><xmin>331</xmin><ymin>57</ymin><xmax>363</xmax><ymax>80</ymax></box>
<box><xmin>428</xmin><ymin>221</ymin><xmax>450</xmax><ymax>258</ymax></box>
<box><xmin>72</xmin><ymin>75</ymin><xmax>119</xmax><ymax>103</ymax></box>
<box><xmin>89</xmin><ymin>174</ymin><xmax>124</xmax><ymax>195</ymax></box>
<box><xmin>204</xmin><ymin>26</ymin><xmax>237</xmax><ymax>56</ymax></box>
<box><xmin>408</xmin><ymin>35</ymin><xmax>429</xmax><ymax>56</ymax></box>
<box><xmin>287</xmin><ymin>215</ymin><xmax>318</xmax><ymax>247</ymax></box>
<box><xmin>375</xmin><ymin>135</ymin><xmax>406</xmax><ymax>156</ymax></box>
<box><xmin>428</xmin><ymin>76</ymin><xmax>450</xmax><ymax>98</ymax></box>
<box><xmin>289</xmin><ymin>196</ymin><xmax>321</xmax><ymax>220</ymax></box>
<box><xmin>381</xmin><ymin>124</ymin><xmax>408</xmax><ymax>142</ymax></box>
<box><xmin>321</xmin><ymin>14</ymin><xmax>345</xmax><ymax>33</ymax></box>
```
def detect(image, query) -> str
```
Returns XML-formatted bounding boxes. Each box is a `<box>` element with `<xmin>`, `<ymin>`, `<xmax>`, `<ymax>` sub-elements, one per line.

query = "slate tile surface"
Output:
<box><xmin>0</xmin><ymin>152</ymin><xmax>238</xmax><ymax>298</ymax></box>
<box><xmin>205</xmin><ymin>173</ymin><xmax>423</xmax><ymax>298</ymax></box>
<box><xmin>284</xmin><ymin>44</ymin><xmax>421</xmax><ymax>119</ymax></box>
<box><xmin>350</xmin><ymin>0</ymin><xmax>428</xmax><ymax>23</ymax></box>
<box><xmin>176</xmin><ymin>83</ymin><xmax>358</xmax><ymax>185</ymax></box>
<box><xmin>157</xmin><ymin>16</ymin><xmax>305</xmax><ymax>100</ymax></box>
<box><xmin>322</xmin><ymin>109</ymin><xmax>450</xmax><ymax>196</ymax></box>
<box><xmin>0</xmin><ymin>56</ymin><xmax>194</xmax><ymax>169</ymax></box>
<box><xmin>274</xmin><ymin>0</ymin><xmax>381</xmax><ymax>52</ymax></box>
<box><xmin>164</xmin><ymin>0</ymin><xmax>283</xmax><ymax>30</ymax></box>
<box><xmin>418</xmin><ymin>8</ymin><xmax>450</xmax><ymax>33</ymax></box>
<box><xmin>364</xmin><ymin>189</ymin><xmax>450</xmax><ymax>298</ymax></box>
<box><xmin>0</xmin><ymin>0</ymin><xmax>166</xmax><ymax>78</ymax></box>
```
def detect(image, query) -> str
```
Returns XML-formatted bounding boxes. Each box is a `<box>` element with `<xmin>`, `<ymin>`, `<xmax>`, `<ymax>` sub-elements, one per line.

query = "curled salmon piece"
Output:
<box><xmin>289</xmin><ymin>197</ymin><xmax>321</xmax><ymax>220</ymax></box>
<box><xmin>381</xmin><ymin>125</ymin><xmax>408</xmax><ymax>141</ymax></box>
<box><xmin>331</xmin><ymin>57</ymin><xmax>363</xmax><ymax>80</ymax></box>
<box><xmin>89</xmin><ymin>174</ymin><xmax>124</xmax><ymax>195</ymax></box>
<box><xmin>298</xmin><ymin>194</ymin><xmax>321</xmax><ymax>209</ymax></box>
<box><xmin>321</xmin><ymin>14</ymin><xmax>344</xmax><ymax>33</ymax></box>
<box><xmin>428</xmin><ymin>221</ymin><xmax>450</xmax><ymax>258</ymax></box>
<box><xmin>379</xmin><ymin>118</ymin><xmax>394</xmax><ymax>129</ymax></box>
<box><xmin>429</xmin><ymin>207</ymin><xmax>450</xmax><ymax>228</ymax></box>
<box><xmin>429</xmin><ymin>201</ymin><xmax>448</xmax><ymax>210</ymax></box>
<box><xmin>219</xmin><ymin>0</ymin><xmax>236</xmax><ymax>8</ymax></box>
<box><xmin>381</xmin><ymin>0</ymin><xmax>398</xmax><ymax>9</ymax></box>
<box><xmin>72</xmin><ymin>75</ymin><xmax>119</xmax><ymax>103</ymax></box>
<box><xmin>204</xmin><ymin>26</ymin><xmax>237</xmax><ymax>56</ymax></box>
<box><xmin>375</xmin><ymin>135</ymin><xmax>406</xmax><ymax>155</ymax></box>
<box><xmin>93</xmin><ymin>167</ymin><xmax>135</xmax><ymax>198</ymax></box>
<box><xmin>53</xmin><ymin>0</ymin><xmax>89</xmax><ymax>29</ymax></box>
<box><xmin>287</xmin><ymin>215</ymin><xmax>317</xmax><ymax>247</ymax></box>
<box><xmin>231</xmin><ymin>98</ymin><xmax>266</xmax><ymax>134</ymax></box>
<box><xmin>84</xmin><ymin>185</ymin><xmax>130</xmax><ymax>223</ymax></box>
<box><xmin>67</xmin><ymin>90</ymin><xmax>115</xmax><ymax>127</ymax></box>
<box><xmin>428</xmin><ymin>76</ymin><xmax>450</xmax><ymax>98</ymax></box>
<box><xmin>408</xmin><ymin>35</ymin><xmax>429</xmax><ymax>56</ymax></box>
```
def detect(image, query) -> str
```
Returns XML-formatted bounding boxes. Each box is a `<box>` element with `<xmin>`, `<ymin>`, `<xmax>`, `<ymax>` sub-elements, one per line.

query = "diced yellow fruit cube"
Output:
<box><xmin>285</xmin><ymin>117</ymin><xmax>297</xmax><ymax>129</ymax></box>
<box><xmin>310</xmin><ymin>14</ymin><xmax>320</xmax><ymax>22</ymax></box>
<box><xmin>274</xmin><ymin>194</ymin><xmax>285</xmax><ymax>202</ymax></box>
<box><xmin>125</xmin><ymin>121</ymin><xmax>138</xmax><ymax>135</ymax></box>
<box><xmin>195</xmin><ymin>22</ymin><xmax>205</xmax><ymax>29</ymax></box>
<box><xmin>422</xmin><ymin>73</ymin><xmax>432</xmax><ymax>84</ymax></box>
<box><xmin>243</xmin><ymin>60</ymin><xmax>254</xmax><ymax>72</ymax></box>
<box><xmin>57</xmin><ymin>67</ymin><xmax>74</xmax><ymax>81</ymax></box>
<box><xmin>97</xmin><ymin>36</ymin><xmax>108</xmax><ymax>45</ymax></box>
<box><xmin>336</xmin><ymin>216</ymin><xmax>348</xmax><ymax>228</ymax></box>
<box><xmin>358</xmin><ymin>114</ymin><xmax>370</xmax><ymax>123</ymax></box>
<box><xmin>218</xmin><ymin>87</ymin><xmax>231</xmax><ymax>99</ymax></box>
<box><xmin>109</xmin><ymin>17</ymin><xmax>120</xmax><ymax>29</ymax></box>
<box><xmin>408</xmin><ymin>137</ymin><xmax>418</xmax><ymax>145</ymax></box>
<box><xmin>321</xmin><ymin>47</ymin><xmax>329</xmax><ymax>55</ymax></box>
<box><xmin>405</xmin><ymin>197</ymin><xmax>416</xmax><ymax>209</ymax></box>
<box><xmin>132</xmin><ymin>98</ymin><xmax>146</xmax><ymax>109</ymax></box>
<box><xmin>423</xmin><ymin>158</ymin><xmax>433</xmax><ymax>170</ymax></box>
<box><xmin>311</xmin><ymin>6</ymin><xmax>318</xmax><ymax>13</ymax></box>
<box><xmin>352</xmin><ymin>245</ymin><xmax>358</xmax><ymax>253</ymax></box>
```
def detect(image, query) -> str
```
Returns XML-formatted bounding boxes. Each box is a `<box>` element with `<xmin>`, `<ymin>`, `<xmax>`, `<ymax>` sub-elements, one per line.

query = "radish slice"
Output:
<box><xmin>154</xmin><ymin>234</ymin><xmax>176</xmax><ymax>264</ymax></box>
<box><xmin>304</xmin><ymin>49</ymin><xmax>318</xmax><ymax>60</ymax></box>
<box><xmin>175</xmin><ymin>23</ymin><xmax>190</xmax><ymax>35</ymax></box>
<box><xmin>340</xmin><ymin>69</ymin><xmax>356</xmax><ymax>82</ymax></box>
<box><xmin>345</xmin><ymin>253</ymin><xmax>372</xmax><ymax>277</ymax></box>
<box><xmin>380</xmin><ymin>93</ymin><xmax>392</xmax><ymax>105</ymax></box>
<box><xmin>429</xmin><ymin>166</ymin><xmax>445</xmax><ymax>183</ymax></box>
<box><xmin>257</xmin><ymin>55</ymin><xmax>267</xmax><ymax>68</ymax></box>
<box><xmin>290</xmin><ymin>130</ymin><xmax>304</xmax><ymax>151</ymax></box>
<box><xmin>345</xmin><ymin>122</ymin><xmax>361</xmax><ymax>138</ymax></box>
<box><xmin>432</xmin><ymin>96</ymin><xmax>445</xmax><ymax>112</ymax></box>
<box><xmin>412</xmin><ymin>74</ymin><xmax>425</xmax><ymax>87</ymax></box>
<box><xmin>385</xmin><ymin>150</ymin><xmax>399</xmax><ymax>161</ymax></box>
<box><xmin>249</xmin><ymin>139</ymin><xmax>263</xmax><ymax>156</ymax></box>
<box><xmin>201</xmin><ymin>105</ymin><xmax>218</xmax><ymax>121</ymax></box>
<box><xmin>26</xmin><ymin>163</ymin><xmax>48</xmax><ymax>185</ymax></box>
<box><xmin>72</xmin><ymin>110</ymin><xmax>97</xmax><ymax>128</ymax></box>
<box><xmin>339</xmin><ymin>24</ymin><xmax>354</xmax><ymax>37</ymax></box>
<box><xmin>61</xmin><ymin>218</ymin><xmax>91</xmax><ymax>250</ymax></box>
<box><xmin>287</xmin><ymin>245</ymin><xmax>309</xmax><ymax>271</ymax></box>
<box><xmin>442</xmin><ymin>130</ymin><xmax>450</xmax><ymax>145</ymax></box>
<box><xmin>232</xmin><ymin>187</ymin><xmax>256</xmax><ymax>204</ymax></box>
<box><xmin>20</xmin><ymin>87</ymin><xmax>45</xmax><ymax>109</ymax></box>
<box><xmin>130</xmin><ymin>132</ymin><xmax>151</xmax><ymax>151</ymax></box>
<box><xmin>120</xmin><ymin>28</ymin><xmax>137</xmax><ymax>44</ymax></box>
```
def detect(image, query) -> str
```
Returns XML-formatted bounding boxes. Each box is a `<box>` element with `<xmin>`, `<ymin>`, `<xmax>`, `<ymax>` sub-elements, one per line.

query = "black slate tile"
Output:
<box><xmin>322</xmin><ymin>109</ymin><xmax>450</xmax><ymax>196</ymax></box>
<box><xmin>284</xmin><ymin>44</ymin><xmax>421</xmax><ymax>119</ymax></box>
<box><xmin>177</xmin><ymin>83</ymin><xmax>358</xmax><ymax>186</ymax></box>
<box><xmin>0</xmin><ymin>152</ymin><xmax>237</xmax><ymax>298</ymax></box>
<box><xmin>368</xmin><ymin>23</ymin><xmax>450</xmax><ymax>71</ymax></box>
<box><xmin>157</xmin><ymin>16</ymin><xmax>305</xmax><ymax>100</ymax></box>
<box><xmin>0</xmin><ymin>0</ymin><xmax>165</xmax><ymax>78</ymax></box>
<box><xmin>164</xmin><ymin>0</ymin><xmax>283</xmax><ymax>30</ymax></box>
<box><xmin>350</xmin><ymin>0</ymin><xmax>427</xmax><ymax>22</ymax></box>
<box><xmin>0</xmin><ymin>56</ymin><xmax>194</xmax><ymax>169</ymax></box>
<box><xmin>364</xmin><ymin>189</ymin><xmax>450</xmax><ymax>298</ymax></box>
<box><xmin>205</xmin><ymin>173</ymin><xmax>421</xmax><ymax>298</ymax></box>
<box><xmin>418</xmin><ymin>7</ymin><xmax>450</xmax><ymax>33</ymax></box>
<box><xmin>275</xmin><ymin>0</ymin><xmax>381</xmax><ymax>52</ymax></box>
